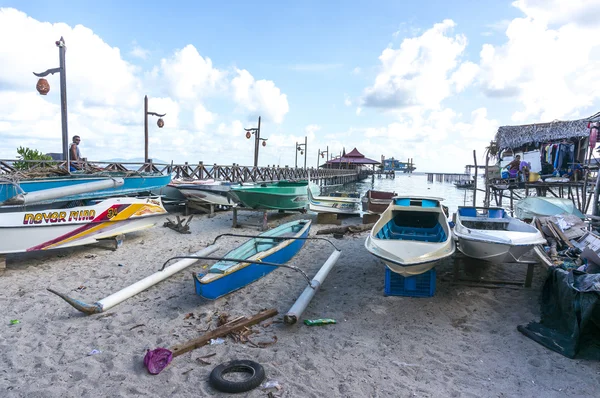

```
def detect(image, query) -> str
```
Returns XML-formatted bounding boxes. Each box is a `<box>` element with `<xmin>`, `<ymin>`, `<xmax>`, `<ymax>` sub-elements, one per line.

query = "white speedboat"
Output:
<box><xmin>307</xmin><ymin>185</ymin><xmax>360</xmax><ymax>214</ymax></box>
<box><xmin>453</xmin><ymin>206</ymin><xmax>546</xmax><ymax>264</ymax></box>
<box><xmin>0</xmin><ymin>197</ymin><xmax>167</xmax><ymax>254</ymax></box>
<box><xmin>515</xmin><ymin>197</ymin><xmax>584</xmax><ymax>220</ymax></box>
<box><xmin>365</xmin><ymin>196</ymin><xmax>455</xmax><ymax>276</ymax></box>
<box><xmin>175</xmin><ymin>180</ymin><xmax>236</xmax><ymax>207</ymax></box>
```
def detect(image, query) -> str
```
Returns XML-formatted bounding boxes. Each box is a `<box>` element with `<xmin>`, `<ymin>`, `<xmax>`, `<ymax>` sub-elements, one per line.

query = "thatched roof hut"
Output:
<box><xmin>495</xmin><ymin>118</ymin><xmax>590</xmax><ymax>150</ymax></box>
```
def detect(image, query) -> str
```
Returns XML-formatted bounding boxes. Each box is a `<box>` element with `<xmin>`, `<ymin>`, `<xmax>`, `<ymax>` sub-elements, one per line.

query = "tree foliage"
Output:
<box><xmin>14</xmin><ymin>146</ymin><xmax>53</xmax><ymax>170</ymax></box>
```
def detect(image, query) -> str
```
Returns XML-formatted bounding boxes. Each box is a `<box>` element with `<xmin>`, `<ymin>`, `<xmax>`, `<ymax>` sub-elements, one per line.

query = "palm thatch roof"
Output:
<box><xmin>495</xmin><ymin>115</ymin><xmax>595</xmax><ymax>149</ymax></box>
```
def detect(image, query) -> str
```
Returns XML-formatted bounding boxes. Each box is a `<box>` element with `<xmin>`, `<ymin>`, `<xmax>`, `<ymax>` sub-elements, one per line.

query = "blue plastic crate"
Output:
<box><xmin>384</xmin><ymin>268</ymin><xmax>436</xmax><ymax>297</ymax></box>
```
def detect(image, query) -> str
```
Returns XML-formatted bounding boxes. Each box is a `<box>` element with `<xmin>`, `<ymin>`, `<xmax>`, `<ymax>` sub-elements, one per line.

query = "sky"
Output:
<box><xmin>1</xmin><ymin>0</ymin><xmax>600</xmax><ymax>172</ymax></box>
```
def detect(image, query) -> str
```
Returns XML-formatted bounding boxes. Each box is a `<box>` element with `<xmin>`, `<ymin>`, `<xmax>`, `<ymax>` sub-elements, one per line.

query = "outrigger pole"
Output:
<box><xmin>47</xmin><ymin>244</ymin><xmax>220</xmax><ymax>315</ymax></box>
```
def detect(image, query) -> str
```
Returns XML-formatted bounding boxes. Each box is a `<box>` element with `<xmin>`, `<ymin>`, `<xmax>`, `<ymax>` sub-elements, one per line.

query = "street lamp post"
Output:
<box><xmin>296</xmin><ymin>136</ymin><xmax>307</xmax><ymax>169</ymax></box>
<box><xmin>144</xmin><ymin>95</ymin><xmax>166</xmax><ymax>170</ymax></box>
<box><xmin>317</xmin><ymin>146</ymin><xmax>329</xmax><ymax>169</ymax></box>
<box><xmin>33</xmin><ymin>37</ymin><xmax>69</xmax><ymax>164</ymax></box>
<box><xmin>244</xmin><ymin>116</ymin><xmax>267</xmax><ymax>167</ymax></box>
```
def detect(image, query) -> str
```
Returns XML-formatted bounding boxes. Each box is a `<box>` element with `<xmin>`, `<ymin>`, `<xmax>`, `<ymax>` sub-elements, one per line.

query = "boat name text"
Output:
<box><xmin>23</xmin><ymin>210</ymin><xmax>97</xmax><ymax>224</ymax></box>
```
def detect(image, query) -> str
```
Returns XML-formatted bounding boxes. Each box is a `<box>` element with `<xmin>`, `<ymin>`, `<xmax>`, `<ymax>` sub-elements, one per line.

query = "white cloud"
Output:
<box><xmin>231</xmin><ymin>69</ymin><xmax>289</xmax><ymax>123</ymax></box>
<box><xmin>193</xmin><ymin>104</ymin><xmax>216</xmax><ymax>130</ymax></box>
<box><xmin>130</xmin><ymin>42</ymin><xmax>149</xmax><ymax>60</ymax></box>
<box><xmin>478</xmin><ymin>0</ymin><xmax>600</xmax><ymax>122</ymax></box>
<box><xmin>362</xmin><ymin>19</ymin><xmax>473</xmax><ymax>111</ymax></box>
<box><xmin>352</xmin><ymin>67</ymin><xmax>361</xmax><ymax>75</ymax></box>
<box><xmin>344</xmin><ymin>94</ymin><xmax>352</xmax><ymax>107</ymax></box>
<box><xmin>159</xmin><ymin>44</ymin><xmax>226</xmax><ymax>101</ymax></box>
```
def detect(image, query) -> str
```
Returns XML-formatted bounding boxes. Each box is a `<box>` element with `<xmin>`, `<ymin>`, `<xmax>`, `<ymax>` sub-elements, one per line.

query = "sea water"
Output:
<box><xmin>320</xmin><ymin>172</ymin><xmax>486</xmax><ymax>216</ymax></box>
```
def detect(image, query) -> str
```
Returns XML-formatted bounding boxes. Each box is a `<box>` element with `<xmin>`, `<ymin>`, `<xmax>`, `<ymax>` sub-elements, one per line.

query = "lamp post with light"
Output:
<box><xmin>295</xmin><ymin>136</ymin><xmax>307</xmax><ymax>169</ymax></box>
<box><xmin>144</xmin><ymin>95</ymin><xmax>166</xmax><ymax>170</ymax></box>
<box><xmin>317</xmin><ymin>146</ymin><xmax>329</xmax><ymax>169</ymax></box>
<box><xmin>244</xmin><ymin>116</ymin><xmax>267</xmax><ymax>167</ymax></box>
<box><xmin>33</xmin><ymin>37</ymin><xmax>69</xmax><ymax>163</ymax></box>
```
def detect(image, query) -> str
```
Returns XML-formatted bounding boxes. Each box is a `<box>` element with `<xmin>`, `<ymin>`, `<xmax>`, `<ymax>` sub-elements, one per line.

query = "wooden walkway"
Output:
<box><xmin>0</xmin><ymin>159</ymin><xmax>371</xmax><ymax>185</ymax></box>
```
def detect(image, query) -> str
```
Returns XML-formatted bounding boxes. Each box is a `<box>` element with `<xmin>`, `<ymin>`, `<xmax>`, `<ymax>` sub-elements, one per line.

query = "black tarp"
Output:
<box><xmin>518</xmin><ymin>268</ymin><xmax>600</xmax><ymax>359</ymax></box>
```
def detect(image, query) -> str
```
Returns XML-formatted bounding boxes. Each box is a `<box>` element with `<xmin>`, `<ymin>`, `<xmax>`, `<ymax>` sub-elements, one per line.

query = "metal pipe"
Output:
<box><xmin>1</xmin><ymin>177</ymin><xmax>124</xmax><ymax>206</ymax></box>
<box><xmin>47</xmin><ymin>244</ymin><xmax>220</xmax><ymax>314</ymax></box>
<box><xmin>284</xmin><ymin>249</ymin><xmax>341</xmax><ymax>325</ymax></box>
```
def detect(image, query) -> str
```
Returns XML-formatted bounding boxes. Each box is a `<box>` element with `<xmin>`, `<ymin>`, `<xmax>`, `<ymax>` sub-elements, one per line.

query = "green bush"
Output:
<box><xmin>14</xmin><ymin>146</ymin><xmax>53</xmax><ymax>170</ymax></box>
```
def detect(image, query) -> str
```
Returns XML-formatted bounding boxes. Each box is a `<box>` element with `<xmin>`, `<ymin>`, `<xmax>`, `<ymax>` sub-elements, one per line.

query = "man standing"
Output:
<box><xmin>69</xmin><ymin>135</ymin><xmax>82</xmax><ymax>171</ymax></box>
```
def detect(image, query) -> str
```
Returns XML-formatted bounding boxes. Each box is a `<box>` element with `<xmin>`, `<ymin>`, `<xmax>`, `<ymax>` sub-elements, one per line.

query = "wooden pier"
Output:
<box><xmin>426</xmin><ymin>173</ymin><xmax>470</xmax><ymax>183</ymax></box>
<box><xmin>0</xmin><ymin>159</ymin><xmax>371</xmax><ymax>186</ymax></box>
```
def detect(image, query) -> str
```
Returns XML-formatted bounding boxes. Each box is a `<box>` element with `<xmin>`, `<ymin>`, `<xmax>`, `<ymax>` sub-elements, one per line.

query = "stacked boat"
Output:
<box><xmin>453</xmin><ymin>206</ymin><xmax>546</xmax><ymax>264</ymax></box>
<box><xmin>0</xmin><ymin>171</ymin><xmax>170</xmax><ymax>254</ymax></box>
<box><xmin>361</xmin><ymin>190</ymin><xmax>396</xmax><ymax>214</ymax></box>
<box><xmin>174</xmin><ymin>179</ymin><xmax>237</xmax><ymax>207</ymax></box>
<box><xmin>307</xmin><ymin>184</ymin><xmax>361</xmax><ymax>214</ymax></box>
<box><xmin>365</xmin><ymin>196</ymin><xmax>455</xmax><ymax>276</ymax></box>
<box><xmin>228</xmin><ymin>180</ymin><xmax>308</xmax><ymax>210</ymax></box>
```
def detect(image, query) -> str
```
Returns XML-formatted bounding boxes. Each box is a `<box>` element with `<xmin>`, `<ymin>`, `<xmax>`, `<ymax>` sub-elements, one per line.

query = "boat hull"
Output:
<box><xmin>0</xmin><ymin>174</ymin><xmax>171</xmax><ymax>204</ymax></box>
<box><xmin>0</xmin><ymin>197</ymin><xmax>167</xmax><ymax>254</ymax></box>
<box><xmin>365</xmin><ymin>196</ymin><xmax>455</xmax><ymax>277</ymax></box>
<box><xmin>308</xmin><ymin>189</ymin><xmax>360</xmax><ymax>214</ymax></box>
<box><xmin>229</xmin><ymin>181</ymin><xmax>308</xmax><ymax>210</ymax></box>
<box><xmin>453</xmin><ymin>206</ymin><xmax>546</xmax><ymax>264</ymax></box>
<box><xmin>456</xmin><ymin>238</ymin><xmax>536</xmax><ymax>264</ymax></box>
<box><xmin>177</xmin><ymin>186</ymin><xmax>234</xmax><ymax>207</ymax></box>
<box><xmin>361</xmin><ymin>190</ymin><xmax>395</xmax><ymax>214</ymax></box>
<box><xmin>194</xmin><ymin>220</ymin><xmax>311</xmax><ymax>299</ymax></box>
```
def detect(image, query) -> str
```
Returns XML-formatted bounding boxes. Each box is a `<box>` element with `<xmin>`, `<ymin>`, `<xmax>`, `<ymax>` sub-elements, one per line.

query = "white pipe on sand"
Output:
<box><xmin>284</xmin><ymin>249</ymin><xmax>341</xmax><ymax>325</ymax></box>
<box><xmin>3</xmin><ymin>177</ymin><xmax>125</xmax><ymax>206</ymax></box>
<box><xmin>48</xmin><ymin>244</ymin><xmax>219</xmax><ymax>314</ymax></box>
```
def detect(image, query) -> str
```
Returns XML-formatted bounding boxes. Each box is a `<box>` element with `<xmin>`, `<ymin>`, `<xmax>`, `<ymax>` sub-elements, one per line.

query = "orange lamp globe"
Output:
<box><xmin>262</xmin><ymin>140</ymin><xmax>266</xmax><ymax>147</ymax></box>
<box><xmin>36</xmin><ymin>78</ymin><xmax>50</xmax><ymax>95</ymax></box>
<box><xmin>157</xmin><ymin>118</ymin><xmax>164</xmax><ymax>128</ymax></box>
<box><xmin>246</xmin><ymin>131</ymin><xmax>251</xmax><ymax>139</ymax></box>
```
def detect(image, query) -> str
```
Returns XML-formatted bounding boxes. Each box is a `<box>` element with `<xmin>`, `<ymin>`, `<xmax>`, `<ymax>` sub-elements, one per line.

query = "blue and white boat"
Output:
<box><xmin>0</xmin><ymin>172</ymin><xmax>171</xmax><ymax>205</ymax></box>
<box><xmin>194</xmin><ymin>219</ymin><xmax>311</xmax><ymax>299</ymax></box>
<box><xmin>365</xmin><ymin>197</ymin><xmax>455</xmax><ymax>276</ymax></box>
<box><xmin>453</xmin><ymin>206</ymin><xmax>546</xmax><ymax>264</ymax></box>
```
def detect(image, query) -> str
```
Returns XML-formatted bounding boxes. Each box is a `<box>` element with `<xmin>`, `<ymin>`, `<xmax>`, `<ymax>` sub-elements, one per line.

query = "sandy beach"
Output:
<box><xmin>1</xmin><ymin>208</ymin><xmax>598</xmax><ymax>397</ymax></box>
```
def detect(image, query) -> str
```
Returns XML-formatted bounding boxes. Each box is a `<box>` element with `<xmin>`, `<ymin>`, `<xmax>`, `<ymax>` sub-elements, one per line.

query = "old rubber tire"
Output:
<box><xmin>209</xmin><ymin>360</ymin><xmax>265</xmax><ymax>393</ymax></box>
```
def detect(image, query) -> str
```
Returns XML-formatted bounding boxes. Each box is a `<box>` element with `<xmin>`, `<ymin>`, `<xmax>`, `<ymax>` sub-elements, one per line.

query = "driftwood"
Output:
<box><xmin>170</xmin><ymin>308</ymin><xmax>278</xmax><ymax>357</ymax></box>
<box><xmin>316</xmin><ymin>223</ymin><xmax>374</xmax><ymax>236</ymax></box>
<box><xmin>548</xmin><ymin>221</ymin><xmax>574</xmax><ymax>248</ymax></box>
<box><xmin>163</xmin><ymin>215</ymin><xmax>193</xmax><ymax>234</ymax></box>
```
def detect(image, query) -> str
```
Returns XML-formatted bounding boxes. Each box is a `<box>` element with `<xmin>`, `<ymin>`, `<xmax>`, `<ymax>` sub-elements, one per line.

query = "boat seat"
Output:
<box><xmin>460</xmin><ymin>216</ymin><xmax>508</xmax><ymax>223</ymax></box>
<box><xmin>377</xmin><ymin>221</ymin><xmax>446</xmax><ymax>242</ymax></box>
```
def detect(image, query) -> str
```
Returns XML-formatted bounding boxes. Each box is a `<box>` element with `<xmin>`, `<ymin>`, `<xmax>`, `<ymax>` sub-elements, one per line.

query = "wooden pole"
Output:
<box><xmin>170</xmin><ymin>308</ymin><xmax>278</xmax><ymax>357</ymax></box>
<box><xmin>484</xmin><ymin>151</ymin><xmax>490</xmax><ymax>207</ymax></box>
<box><xmin>144</xmin><ymin>95</ymin><xmax>148</xmax><ymax>164</ymax></box>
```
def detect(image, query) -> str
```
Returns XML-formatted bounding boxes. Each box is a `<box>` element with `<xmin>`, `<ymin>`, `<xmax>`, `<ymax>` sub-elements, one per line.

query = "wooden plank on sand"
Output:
<box><xmin>170</xmin><ymin>308</ymin><xmax>278</xmax><ymax>357</ymax></box>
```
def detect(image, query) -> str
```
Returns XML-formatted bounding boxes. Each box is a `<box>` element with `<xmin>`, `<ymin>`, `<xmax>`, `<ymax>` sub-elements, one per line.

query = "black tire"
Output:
<box><xmin>209</xmin><ymin>359</ymin><xmax>265</xmax><ymax>394</ymax></box>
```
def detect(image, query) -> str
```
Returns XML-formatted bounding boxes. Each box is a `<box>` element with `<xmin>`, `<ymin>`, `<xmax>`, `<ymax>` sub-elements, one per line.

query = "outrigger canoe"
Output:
<box><xmin>194</xmin><ymin>219</ymin><xmax>311</xmax><ymax>299</ymax></box>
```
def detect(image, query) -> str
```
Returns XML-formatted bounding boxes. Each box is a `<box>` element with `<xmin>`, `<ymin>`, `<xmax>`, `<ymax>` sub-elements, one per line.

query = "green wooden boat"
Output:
<box><xmin>228</xmin><ymin>180</ymin><xmax>308</xmax><ymax>210</ymax></box>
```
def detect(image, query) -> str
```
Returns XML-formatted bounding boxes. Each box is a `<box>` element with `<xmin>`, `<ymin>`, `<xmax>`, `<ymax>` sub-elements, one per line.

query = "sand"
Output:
<box><xmin>0</xmin><ymin>208</ymin><xmax>598</xmax><ymax>397</ymax></box>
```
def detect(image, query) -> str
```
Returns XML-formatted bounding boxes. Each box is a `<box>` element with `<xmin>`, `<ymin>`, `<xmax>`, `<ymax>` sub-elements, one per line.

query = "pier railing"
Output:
<box><xmin>0</xmin><ymin>159</ymin><xmax>369</xmax><ymax>184</ymax></box>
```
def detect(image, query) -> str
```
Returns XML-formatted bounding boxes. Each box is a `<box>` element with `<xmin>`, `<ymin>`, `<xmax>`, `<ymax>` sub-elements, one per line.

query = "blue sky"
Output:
<box><xmin>1</xmin><ymin>0</ymin><xmax>599</xmax><ymax>171</ymax></box>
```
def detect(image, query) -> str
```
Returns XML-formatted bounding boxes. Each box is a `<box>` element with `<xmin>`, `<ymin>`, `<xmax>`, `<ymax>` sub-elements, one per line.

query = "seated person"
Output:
<box><xmin>505</xmin><ymin>155</ymin><xmax>521</xmax><ymax>179</ymax></box>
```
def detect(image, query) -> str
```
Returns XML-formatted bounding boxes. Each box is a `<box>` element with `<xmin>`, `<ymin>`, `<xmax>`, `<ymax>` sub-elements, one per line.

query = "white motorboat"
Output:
<box><xmin>453</xmin><ymin>206</ymin><xmax>546</xmax><ymax>264</ymax></box>
<box><xmin>0</xmin><ymin>197</ymin><xmax>167</xmax><ymax>254</ymax></box>
<box><xmin>175</xmin><ymin>180</ymin><xmax>236</xmax><ymax>207</ymax></box>
<box><xmin>307</xmin><ymin>185</ymin><xmax>360</xmax><ymax>214</ymax></box>
<box><xmin>365</xmin><ymin>196</ymin><xmax>455</xmax><ymax>276</ymax></box>
<box><xmin>515</xmin><ymin>197</ymin><xmax>584</xmax><ymax>220</ymax></box>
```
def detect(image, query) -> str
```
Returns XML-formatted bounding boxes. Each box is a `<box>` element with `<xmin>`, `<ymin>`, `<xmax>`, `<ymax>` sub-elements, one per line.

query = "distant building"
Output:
<box><xmin>321</xmin><ymin>147</ymin><xmax>380</xmax><ymax>170</ymax></box>
<box><xmin>382</xmin><ymin>157</ymin><xmax>416</xmax><ymax>173</ymax></box>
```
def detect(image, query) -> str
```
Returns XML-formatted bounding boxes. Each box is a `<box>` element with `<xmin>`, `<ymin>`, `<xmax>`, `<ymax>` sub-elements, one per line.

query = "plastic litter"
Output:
<box><xmin>9</xmin><ymin>319</ymin><xmax>20</xmax><ymax>325</ymax></box>
<box><xmin>144</xmin><ymin>348</ymin><xmax>173</xmax><ymax>375</ymax></box>
<box><xmin>210</xmin><ymin>338</ymin><xmax>225</xmax><ymax>345</ymax></box>
<box><xmin>261</xmin><ymin>380</ymin><xmax>282</xmax><ymax>391</ymax></box>
<box><xmin>303</xmin><ymin>319</ymin><xmax>336</xmax><ymax>326</ymax></box>
<box><xmin>118</xmin><ymin>263</ymin><xmax>124</xmax><ymax>267</ymax></box>
<box><xmin>88</xmin><ymin>349</ymin><xmax>101</xmax><ymax>356</ymax></box>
